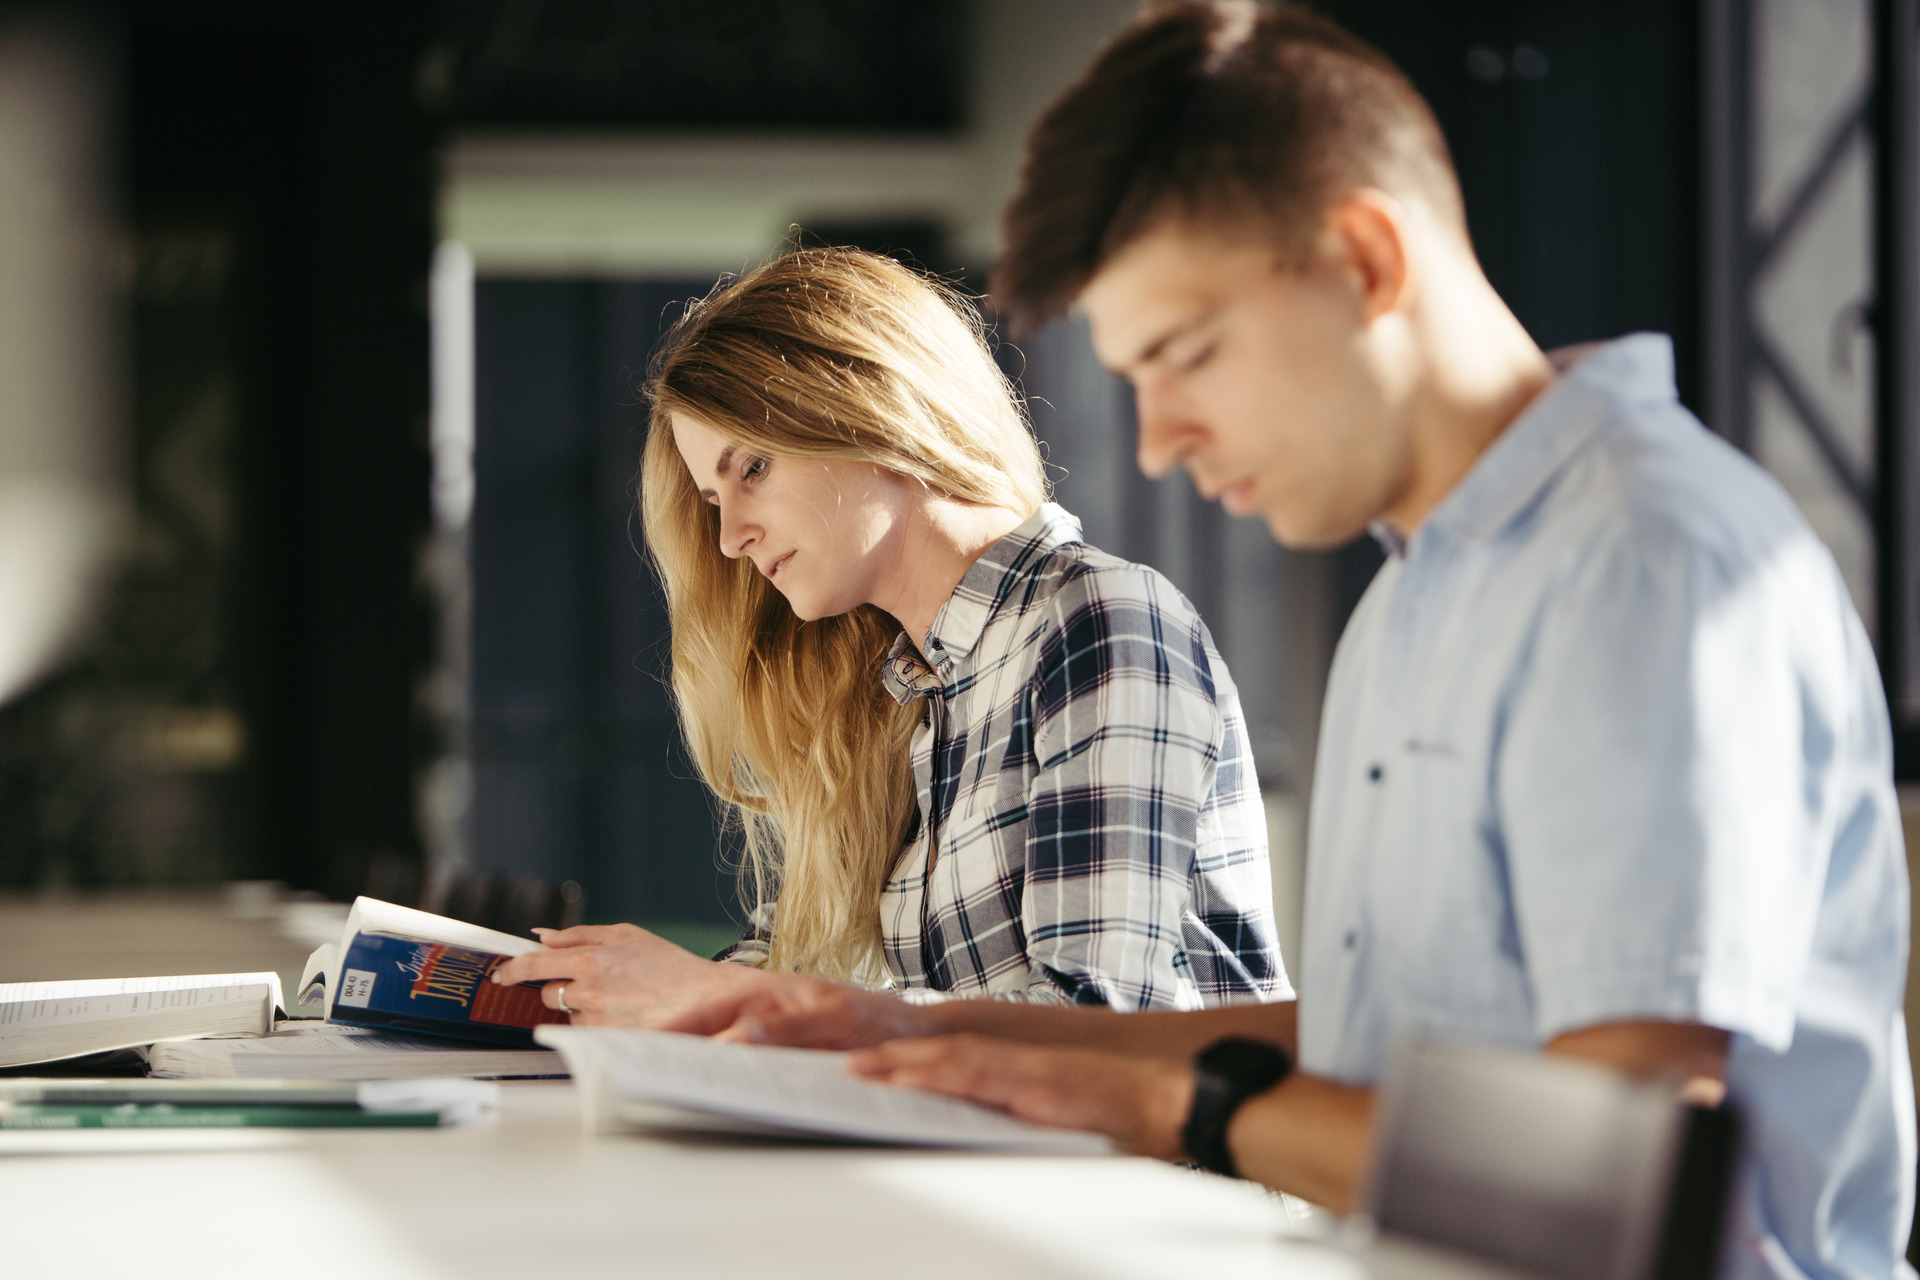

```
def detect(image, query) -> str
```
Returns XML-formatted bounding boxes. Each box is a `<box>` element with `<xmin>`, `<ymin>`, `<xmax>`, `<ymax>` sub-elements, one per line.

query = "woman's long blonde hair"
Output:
<box><xmin>641</xmin><ymin>248</ymin><xmax>1048</xmax><ymax>979</ymax></box>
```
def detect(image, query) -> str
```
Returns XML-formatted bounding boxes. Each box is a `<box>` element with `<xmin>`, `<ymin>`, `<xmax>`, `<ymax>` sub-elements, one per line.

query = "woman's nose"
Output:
<box><xmin>716</xmin><ymin>503</ymin><xmax>758</xmax><ymax>559</ymax></box>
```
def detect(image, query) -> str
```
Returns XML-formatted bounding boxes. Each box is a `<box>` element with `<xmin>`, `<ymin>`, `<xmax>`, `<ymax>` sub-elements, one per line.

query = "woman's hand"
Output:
<box><xmin>489</xmin><ymin>923</ymin><xmax>768</xmax><ymax>1027</ymax></box>
<box><xmin>658</xmin><ymin>971</ymin><xmax>931</xmax><ymax>1048</ymax></box>
<box><xmin>848</xmin><ymin>1035</ymin><xmax>1195</xmax><ymax>1160</ymax></box>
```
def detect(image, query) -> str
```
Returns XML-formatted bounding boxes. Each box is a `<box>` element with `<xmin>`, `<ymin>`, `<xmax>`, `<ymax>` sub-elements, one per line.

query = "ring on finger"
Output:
<box><xmin>556</xmin><ymin>984</ymin><xmax>572</xmax><ymax>1015</ymax></box>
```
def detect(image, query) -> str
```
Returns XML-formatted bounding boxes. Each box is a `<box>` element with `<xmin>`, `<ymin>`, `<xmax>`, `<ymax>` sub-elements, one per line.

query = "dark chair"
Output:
<box><xmin>1365</xmin><ymin>1038</ymin><xmax>1738</xmax><ymax>1280</ymax></box>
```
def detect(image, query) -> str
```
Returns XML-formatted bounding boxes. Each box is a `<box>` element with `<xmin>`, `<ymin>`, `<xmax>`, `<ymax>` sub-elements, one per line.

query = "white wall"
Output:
<box><xmin>442</xmin><ymin>1</ymin><xmax>1136</xmax><ymax>275</ymax></box>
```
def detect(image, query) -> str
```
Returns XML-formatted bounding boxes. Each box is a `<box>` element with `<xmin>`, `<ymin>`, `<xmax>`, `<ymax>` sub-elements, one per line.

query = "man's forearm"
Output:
<box><xmin>1220</xmin><ymin>1019</ymin><xmax>1726</xmax><ymax>1214</ymax></box>
<box><xmin>1227</xmin><ymin>1074</ymin><xmax>1377</xmax><ymax>1214</ymax></box>
<box><xmin>916</xmin><ymin>996</ymin><xmax>1297</xmax><ymax>1061</ymax></box>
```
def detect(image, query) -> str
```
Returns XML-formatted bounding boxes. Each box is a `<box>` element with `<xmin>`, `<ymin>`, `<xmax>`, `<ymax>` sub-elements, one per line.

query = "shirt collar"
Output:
<box><xmin>878</xmin><ymin>502</ymin><xmax>1083</xmax><ymax>704</ymax></box>
<box><xmin>1413</xmin><ymin>333</ymin><xmax>1676</xmax><ymax>553</ymax></box>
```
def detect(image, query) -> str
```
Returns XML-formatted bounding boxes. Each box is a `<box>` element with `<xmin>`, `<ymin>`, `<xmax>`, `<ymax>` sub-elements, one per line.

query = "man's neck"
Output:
<box><xmin>1378</xmin><ymin>272</ymin><xmax>1556</xmax><ymax>538</ymax></box>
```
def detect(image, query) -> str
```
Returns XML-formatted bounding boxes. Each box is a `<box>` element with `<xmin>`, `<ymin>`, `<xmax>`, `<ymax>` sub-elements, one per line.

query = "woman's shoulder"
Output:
<box><xmin>1013</xmin><ymin>539</ymin><xmax>1230</xmax><ymax>711</ymax></box>
<box><xmin>1026</xmin><ymin>538</ymin><xmax>1200</xmax><ymax>624</ymax></box>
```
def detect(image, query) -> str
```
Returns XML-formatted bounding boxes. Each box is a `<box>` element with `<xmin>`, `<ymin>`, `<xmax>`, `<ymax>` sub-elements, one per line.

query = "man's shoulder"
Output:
<box><xmin>1551</xmin><ymin>400</ymin><xmax>1825</xmax><ymax>590</ymax></box>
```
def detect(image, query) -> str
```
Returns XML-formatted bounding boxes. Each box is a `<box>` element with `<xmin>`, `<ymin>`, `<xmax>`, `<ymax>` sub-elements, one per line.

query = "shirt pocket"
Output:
<box><xmin>1372</xmin><ymin>741</ymin><xmax>1531</xmax><ymax>1031</ymax></box>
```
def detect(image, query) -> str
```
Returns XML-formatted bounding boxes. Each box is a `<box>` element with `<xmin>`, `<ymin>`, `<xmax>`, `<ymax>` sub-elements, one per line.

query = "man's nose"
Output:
<box><xmin>1134</xmin><ymin>386</ymin><xmax>1195</xmax><ymax>480</ymax></box>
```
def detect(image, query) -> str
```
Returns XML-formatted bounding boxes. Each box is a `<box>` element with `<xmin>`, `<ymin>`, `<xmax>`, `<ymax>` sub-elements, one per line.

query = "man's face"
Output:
<box><xmin>1079</xmin><ymin>222</ymin><xmax>1410</xmax><ymax>548</ymax></box>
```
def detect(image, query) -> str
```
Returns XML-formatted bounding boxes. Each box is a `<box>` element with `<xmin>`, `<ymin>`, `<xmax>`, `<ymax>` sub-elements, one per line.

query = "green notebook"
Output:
<box><xmin>0</xmin><ymin>1102</ymin><xmax>444</xmax><ymax>1129</ymax></box>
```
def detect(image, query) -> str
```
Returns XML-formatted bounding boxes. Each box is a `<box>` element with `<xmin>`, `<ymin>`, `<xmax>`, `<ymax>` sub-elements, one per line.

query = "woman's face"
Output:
<box><xmin>671</xmin><ymin>411</ymin><xmax>913</xmax><ymax>621</ymax></box>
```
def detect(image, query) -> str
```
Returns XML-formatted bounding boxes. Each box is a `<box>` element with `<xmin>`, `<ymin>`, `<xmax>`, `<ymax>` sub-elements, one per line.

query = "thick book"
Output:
<box><xmin>537</xmin><ymin>1025</ymin><xmax>1112</xmax><ymax>1154</ymax></box>
<box><xmin>0</xmin><ymin>973</ymin><xmax>284</xmax><ymax>1070</ymax></box>
<box><xmin>299</xmin><ymin>897</ymin><xmax>568</xmax><ymax>1049</ymax></box>
<box><xmin>147</xmin><ymin>1021</ymin><xmax>566</xmax><ymax>1080</ymax></box>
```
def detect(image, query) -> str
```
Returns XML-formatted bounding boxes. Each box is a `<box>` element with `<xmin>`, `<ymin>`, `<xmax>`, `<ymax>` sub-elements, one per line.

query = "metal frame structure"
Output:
<box><xmin>1705</xmin><ymin>0</ymin><xmax>1920</xmax><ymax>758</ymax></box>
<box><xmin>1874</xmin><ymin>0</ymin><xmax>1920</xmax><ymax>742</ymax></box>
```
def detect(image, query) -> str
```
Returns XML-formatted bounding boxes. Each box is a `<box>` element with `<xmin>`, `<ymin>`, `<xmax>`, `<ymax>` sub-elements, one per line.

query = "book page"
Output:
<box><xmin>297</xmin><ymin>944</ymin><xmax>336</xmax><ymax>1008</ymax></box>
<box><xmin>539</xmin><ymin>1026</ymin><xmax>1110</xmax><ymax>1154</ymax></box>
<box><xmin>190</xmin><ymin>1023</ymin><xmax>519</xmax><ymax>1055</ymax></box>
<box><xmin>349</xmin><ymin>897</ymin><xmax>545</xmax><ymax>958</ymax></box>
<box><xmin>0</xmin><ymin>974</ymin><xmax>284</xmax><ymax>1030</ymax></box>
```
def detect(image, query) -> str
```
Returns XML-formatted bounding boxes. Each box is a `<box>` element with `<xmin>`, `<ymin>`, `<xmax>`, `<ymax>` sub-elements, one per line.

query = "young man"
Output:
<box><xmin>666</xmin><ymin>5</ymin><xmax>1914</xmax><ymax>1276</ymax></box>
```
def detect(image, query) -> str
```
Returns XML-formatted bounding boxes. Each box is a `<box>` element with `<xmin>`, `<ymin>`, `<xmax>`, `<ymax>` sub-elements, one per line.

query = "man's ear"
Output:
<box><xmin>1325</xmin><ymin>190</ymin><xmax>1411</xmax><ymax>323</ymax></box>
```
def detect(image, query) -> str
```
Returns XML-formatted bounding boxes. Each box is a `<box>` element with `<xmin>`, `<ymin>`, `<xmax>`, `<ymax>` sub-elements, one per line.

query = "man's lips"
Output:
<box><xmin>1196</xmin><ymin>476</ymin><xmax>1258</xmax><ymax>514</ymax></box>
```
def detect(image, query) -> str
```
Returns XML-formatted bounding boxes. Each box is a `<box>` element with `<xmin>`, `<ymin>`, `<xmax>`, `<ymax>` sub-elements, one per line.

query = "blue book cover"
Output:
<box><xmin>329</xmin><ymin>933</ymin><xmax>566</xmax><ymax>1049</ymax></box>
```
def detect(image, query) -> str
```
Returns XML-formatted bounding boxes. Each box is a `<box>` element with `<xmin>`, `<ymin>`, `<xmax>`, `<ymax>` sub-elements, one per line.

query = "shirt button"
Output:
<box><xmin>1367</xmin><ymin>763</ymin><xmax>1384</xmax><ymax>782</ymax></box>
<box><xmin>1343</xmin><ymin>930</ymin><xmax>1358</xmax><ymax>950</ymax></box>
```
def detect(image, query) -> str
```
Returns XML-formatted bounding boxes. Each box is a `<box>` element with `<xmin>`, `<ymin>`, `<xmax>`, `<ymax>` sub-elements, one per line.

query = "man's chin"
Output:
<box><xmin>1263</xmin><ymin>507</ymin><xmax>1374</xmax><ymax>551</ymax></box>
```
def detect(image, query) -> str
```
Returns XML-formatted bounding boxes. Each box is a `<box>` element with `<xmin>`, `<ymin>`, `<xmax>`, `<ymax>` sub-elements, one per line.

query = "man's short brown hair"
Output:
<box><xmin>995</xmin><ymin>1</ymin><xmax>1463</xmax><ymax>330</ymax></box>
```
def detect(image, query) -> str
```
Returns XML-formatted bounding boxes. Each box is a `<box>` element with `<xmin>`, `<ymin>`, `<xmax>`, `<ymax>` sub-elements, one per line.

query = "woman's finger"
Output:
<box><xmin>542</xmin><ymin>978</ymin><xmax>589</xmax><ymax>1012</ymax></box>
<box><xmin>529</xmin><ymin>924</ymin><xmax>624</xmax><ymax>948</ymax></box>
<box><xmin>492</xmin><ymin>948</ymin><xmax>585</xmax><ymax>986</ymax></box>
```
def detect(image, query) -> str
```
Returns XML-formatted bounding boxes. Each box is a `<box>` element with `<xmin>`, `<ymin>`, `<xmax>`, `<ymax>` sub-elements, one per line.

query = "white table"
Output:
<box><xmin>2</xmin><ymin>1080</ymin><xmax>1379</xmax><ymax>1280</ymax></box>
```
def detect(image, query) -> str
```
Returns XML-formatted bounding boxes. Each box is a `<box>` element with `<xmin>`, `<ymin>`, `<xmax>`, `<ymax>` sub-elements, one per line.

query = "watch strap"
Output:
<box><xmin>1181</xmin><ymin>1037</ymin><xmax>1294</xmax><ymax>1177</ymax></box>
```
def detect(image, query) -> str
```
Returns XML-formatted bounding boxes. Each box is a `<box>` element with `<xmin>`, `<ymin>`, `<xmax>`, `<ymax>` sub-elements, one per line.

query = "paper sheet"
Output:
<box><xmin>539</xmin><ymin>1026</ymin><xmax>1111</xmax><ymax>1154</ymax></box>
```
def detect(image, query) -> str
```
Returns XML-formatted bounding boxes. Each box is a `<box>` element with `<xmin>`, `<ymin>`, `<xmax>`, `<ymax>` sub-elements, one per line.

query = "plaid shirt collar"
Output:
<box><xmin>879</xmin><ymin>502</ymin><xmax>1084</xmax><ymax>706</ymax></box>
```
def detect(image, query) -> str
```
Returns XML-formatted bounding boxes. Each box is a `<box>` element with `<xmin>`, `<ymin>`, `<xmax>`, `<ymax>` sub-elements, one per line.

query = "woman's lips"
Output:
<box><xmin>765</xmin><ymin>551</ymin><xmax>795</xmax><ymax>581</ymax></box>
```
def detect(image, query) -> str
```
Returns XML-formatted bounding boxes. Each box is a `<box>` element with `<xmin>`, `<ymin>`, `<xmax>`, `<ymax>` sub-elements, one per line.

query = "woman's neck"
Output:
<box><xmin>872</xmin><ymin>500</ymin><xmax>1030</xmax><ymax>654</ymax></box>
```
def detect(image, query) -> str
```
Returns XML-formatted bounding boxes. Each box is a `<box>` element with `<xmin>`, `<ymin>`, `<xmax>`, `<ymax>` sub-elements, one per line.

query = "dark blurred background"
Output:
<box><xmin>0</xmin><ymin>1</ymin><xmax>1912</xmax><ymax>988</ymax></box>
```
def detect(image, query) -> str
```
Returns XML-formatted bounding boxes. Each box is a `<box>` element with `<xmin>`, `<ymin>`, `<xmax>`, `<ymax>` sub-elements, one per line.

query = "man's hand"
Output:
<box><xmin>848</xmin><ymin>1035</ymin><xmax>1194</xmax><ymax>1160</ymax></box>
<box><xmin>488</xmin><ymin>923</ymin><xmax>768</xmax><ymax>1028</ymax></box>
<box><xmin>658</xmin><ymin>971</ymin><xmax>931</xmax><ymax>1048</ymax></box>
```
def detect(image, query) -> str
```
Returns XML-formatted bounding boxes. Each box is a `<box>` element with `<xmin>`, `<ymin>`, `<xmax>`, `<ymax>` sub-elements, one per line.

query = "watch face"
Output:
<box><xmin>1198</xmin><ymin>1038</ymin><xmax>1293</xmax><ymax>1087</ymax></box>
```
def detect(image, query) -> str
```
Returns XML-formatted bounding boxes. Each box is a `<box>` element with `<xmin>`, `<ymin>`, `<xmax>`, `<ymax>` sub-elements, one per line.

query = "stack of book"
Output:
<box><xmin>1</xmin><ymin>899</ymin><xmax>565</xmax><ymax>1081</ymax></box>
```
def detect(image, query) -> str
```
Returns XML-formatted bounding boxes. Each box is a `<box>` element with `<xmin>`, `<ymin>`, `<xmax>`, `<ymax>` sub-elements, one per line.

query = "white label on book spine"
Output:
<box><xmin>337</xmin><ymin>970</ymin><xmax>377</xmax><ymax>1009</ymax></box>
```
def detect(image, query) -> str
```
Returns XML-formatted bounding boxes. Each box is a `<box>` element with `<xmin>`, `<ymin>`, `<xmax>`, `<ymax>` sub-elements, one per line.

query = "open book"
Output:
<box><xmin>538</xmin><ymin>1025</ymin><xmax>1111</xmax><ymax>1154</ymax></box>
<box><xmin>0</xmin><ymin>973</ymin><xmax>284</xmax><ymax>1070</ymax></box>
<box><xmin>148</xmin><ymin>1021</ymin><xmax>565</xmax><ymax>1080</ymax></box>
<box><xmin>299</xmin><ymin>897</ymin><xmax>567</xmax><ymax>1048</ymax></box>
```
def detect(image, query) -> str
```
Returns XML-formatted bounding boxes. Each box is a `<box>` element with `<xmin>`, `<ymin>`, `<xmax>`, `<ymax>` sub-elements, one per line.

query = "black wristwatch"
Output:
<box><xmin>1181</xmin><ymin>1037</ymin><xmax>1295</xmax><ymax>1177</ymax></box>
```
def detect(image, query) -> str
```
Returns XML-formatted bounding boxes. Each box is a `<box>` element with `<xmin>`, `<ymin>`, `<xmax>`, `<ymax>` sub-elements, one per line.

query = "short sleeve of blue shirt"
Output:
<box><xmin>1499</xmin><ymin>519</ymin><xmax>1846</xmax><ymax>1050</ymax></box>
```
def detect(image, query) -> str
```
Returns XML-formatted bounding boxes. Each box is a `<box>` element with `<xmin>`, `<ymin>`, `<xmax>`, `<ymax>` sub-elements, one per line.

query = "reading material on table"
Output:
<box><xmin>147</xmin><ymin>1020</ymin><xmax>566</xmax><ymax>1080</ymax></box>
<box><xmin>0</xmin><ymin>1075</ymin><xmax>497</xmax><ymax>1110</ymax></box>
<box><xmin>299</xmin><ymin>897</ymin><xmax>567</xmax><ymax>1048</ymax></box>
<box><xmin>0</xmin><ymin>1075</ymin><xmax>498</xmax><ymax>1128</ymax></box>
<box><xmin>0</xmin><ymin>973</ymin><xmax>284</xmax><ymax>1070</ymax></box>
<box><xmin>538</xmin><ymin>1025</ymin><xmax>1111</xmax><ymax>1154</ymax></box>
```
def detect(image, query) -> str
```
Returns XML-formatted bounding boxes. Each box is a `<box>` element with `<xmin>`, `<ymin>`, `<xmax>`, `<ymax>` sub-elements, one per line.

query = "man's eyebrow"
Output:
<box><xmin>1118</xmin><ymin>305</ymin><xmax>1220</xmax><ymax>375</ymax></box>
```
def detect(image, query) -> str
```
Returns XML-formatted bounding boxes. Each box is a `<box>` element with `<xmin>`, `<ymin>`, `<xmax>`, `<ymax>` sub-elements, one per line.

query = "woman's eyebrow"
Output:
<box><xmin>714</xmin><ymin>445</ymin><xmax>736</xmax><ymax>477</ymax></box>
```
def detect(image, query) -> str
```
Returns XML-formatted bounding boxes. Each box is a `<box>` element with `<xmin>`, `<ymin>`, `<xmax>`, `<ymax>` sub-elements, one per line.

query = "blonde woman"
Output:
<box><xmin>492</xmin><ymin>248</ymin><xmax>1287</xmax><ymax>1023</ymax></box>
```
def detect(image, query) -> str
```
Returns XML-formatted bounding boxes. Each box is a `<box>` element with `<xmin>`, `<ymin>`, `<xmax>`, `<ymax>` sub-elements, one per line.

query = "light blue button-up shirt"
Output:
<box><xmin>1300</xmin><ymin>335</ymin><xmax>1914</xmax><ymax>1279</ymax></box>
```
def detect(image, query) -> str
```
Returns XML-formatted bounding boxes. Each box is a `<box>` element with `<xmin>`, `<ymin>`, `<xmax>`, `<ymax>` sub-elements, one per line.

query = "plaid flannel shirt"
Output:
<box><xmin>724</xmin><ymin>504</ymin><xmax>1288</xmax><ymax>1010</ymax></box>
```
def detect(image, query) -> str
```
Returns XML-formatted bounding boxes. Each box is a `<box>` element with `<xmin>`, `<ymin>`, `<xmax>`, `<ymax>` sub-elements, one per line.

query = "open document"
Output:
<box><xmin>298</xmin><ymin>897</ymin><xmax>563</xmax><ymax>1047</ymax></box>
<box><xmin>539</xmin><ymin>1025</ymin><xmax>1111</xmax><ymax>1154</ymax></box>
